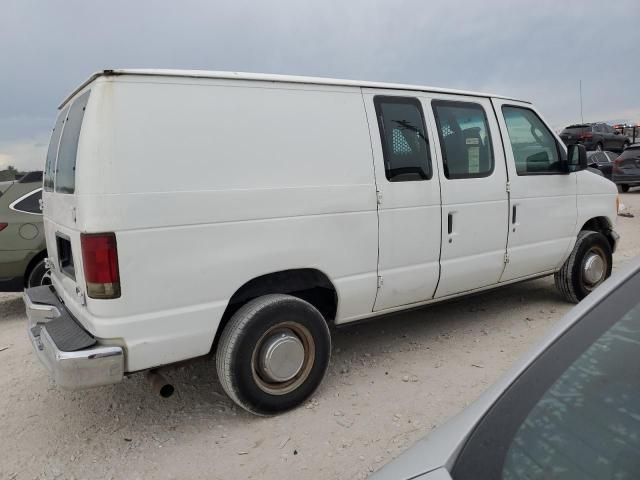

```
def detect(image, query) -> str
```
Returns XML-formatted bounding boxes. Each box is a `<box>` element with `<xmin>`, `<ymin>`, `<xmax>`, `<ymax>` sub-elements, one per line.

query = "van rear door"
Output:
<box><xmin>42</xmin><ymin>90</ymin><xmax>91</xmax><ymax>305</ymax></box>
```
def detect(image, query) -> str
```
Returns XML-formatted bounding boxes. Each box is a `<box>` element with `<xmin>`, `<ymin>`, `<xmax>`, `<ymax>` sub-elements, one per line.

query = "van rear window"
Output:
<box><xmin>43</xmin><ymin>106</ymin><xmax>69</xmax><ymax>192</ymax></box>
<box><xmin>55</xmin><ymin>90</ymin><xmax>90</xmax><ymax>194</ymax></box>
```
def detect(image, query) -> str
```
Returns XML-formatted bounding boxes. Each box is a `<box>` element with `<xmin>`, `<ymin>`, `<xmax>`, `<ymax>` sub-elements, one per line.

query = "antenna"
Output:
<box><xmin>579</xmin><ymin>79</ymin><xmax>584</xmax><ymax>123</ymax></box>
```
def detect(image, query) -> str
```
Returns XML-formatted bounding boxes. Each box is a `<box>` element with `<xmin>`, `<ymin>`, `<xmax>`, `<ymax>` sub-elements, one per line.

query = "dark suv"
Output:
<box><xmin>613</xmin><ymin>144</ymin><xmax>640</xmax><ymax>192</ymax></box>
<box><xmin>560</xmin><ymin>123</ymin><xmax>630</xmax><ymax>152</ymax></box>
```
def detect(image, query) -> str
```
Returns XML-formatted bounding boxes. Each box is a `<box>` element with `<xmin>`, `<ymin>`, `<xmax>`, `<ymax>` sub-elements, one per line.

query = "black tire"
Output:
<box><xmin>554</xmin><ymin>231</ymin><xmax>612</xmax><ymax>303</ymax></box>
<box><xmin>622</xmin><ymin>141</ymin><xmax>630</xmax><ymax>151</ymax></box>
<box><xmin>26</xmin><ymin>258</ymin><xmax>52</xmax><ymax>288</ymax></box>
<box><xmin>216</xmin><ymin>294</ymin><xmax>331</xmax><ymax>415</ymax></box>
<box><xmin>618</xmin><ymin>184</ymin><xmax>630</xmax><ymax>193</ymax></box>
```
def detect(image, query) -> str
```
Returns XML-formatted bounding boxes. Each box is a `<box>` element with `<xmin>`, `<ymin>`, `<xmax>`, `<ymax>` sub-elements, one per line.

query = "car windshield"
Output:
<box><xmin>502</xmin><ymin>296</ymin><xmax>640</xmax><ymax>479</ymax></box>
<box><xmin>454</xmin><ymin>269</ymin><xmax>640</xmax><ymax>480</ymax></box>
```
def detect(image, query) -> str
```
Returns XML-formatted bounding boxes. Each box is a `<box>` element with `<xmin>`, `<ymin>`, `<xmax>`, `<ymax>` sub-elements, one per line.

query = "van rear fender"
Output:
<box><xmin>213</xmin><ymin>268</ymin><xmax>338</xmax><ymax>349</ymax></box>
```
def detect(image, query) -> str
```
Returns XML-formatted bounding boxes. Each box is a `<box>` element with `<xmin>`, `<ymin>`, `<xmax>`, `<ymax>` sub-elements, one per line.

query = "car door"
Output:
<box><xmin>426</xmin><ymin>95</ymin><xmax>509</xmax><ymax>298</ymax></box>
<box><xmin>362</xmin><ymin>90</ymin><xmax>442</xmax><ymax>311</ymax></box>
<box><xmin>492</xmin><ymin>99</ymin><xmax>578</xmax><ymax>281</ymax></box>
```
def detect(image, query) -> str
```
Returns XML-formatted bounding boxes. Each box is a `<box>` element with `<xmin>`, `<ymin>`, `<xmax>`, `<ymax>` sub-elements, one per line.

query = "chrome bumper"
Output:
<box><xmin>23</xmin><ymin>286</ymin><xmax>124</xmax><ymax>390</ymax></box>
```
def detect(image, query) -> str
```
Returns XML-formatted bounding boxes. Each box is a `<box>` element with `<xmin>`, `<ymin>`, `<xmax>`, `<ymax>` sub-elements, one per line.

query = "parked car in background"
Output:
<box><xmin>372</xmin><ymin>256</ymin><xmax>640</xmax><ymax>480</ymax></box>
<box><xmin>612</xmin><ymin>144</ymin><xmax>640</xmax><ymax>192</ymax></box>
<box><xmin>0</xmin><ymin>171</ymin><xmax>49</xmax><ymax>291</ymax></box>
<box><xmin>586</xmin><ymin>150</ymin><xmax>617</xmax><ymax>180</ymax></box>
<box><xmin>560</xmin><ymin>122</ymin><xmax>630</xmax><ymax>152</ymax></box>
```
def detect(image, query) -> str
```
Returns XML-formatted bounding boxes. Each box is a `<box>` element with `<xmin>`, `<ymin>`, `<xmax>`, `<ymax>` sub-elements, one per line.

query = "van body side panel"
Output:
<box><xmin>51</xmin><ymin>79</ymin><xmax>378</xmax><ymax>371</ymax></box>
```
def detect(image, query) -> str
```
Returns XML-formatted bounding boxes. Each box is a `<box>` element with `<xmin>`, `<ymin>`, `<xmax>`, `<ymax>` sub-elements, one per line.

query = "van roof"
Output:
<box><xmin>60</xmin><ymin>69</ymin><xmax>529</xmax><ymax>108</ymax></box>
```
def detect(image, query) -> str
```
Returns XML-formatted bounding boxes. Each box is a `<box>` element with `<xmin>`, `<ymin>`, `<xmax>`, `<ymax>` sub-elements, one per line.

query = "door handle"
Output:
<box><xmin>512</xmin><ymin>205</ymin><xmax>517</xmax><ymax>224</ymax></box>
<box><xmin>448</xmin><ymin>212</ymin><xmax>453</xmax><ymax>235</ymax></box>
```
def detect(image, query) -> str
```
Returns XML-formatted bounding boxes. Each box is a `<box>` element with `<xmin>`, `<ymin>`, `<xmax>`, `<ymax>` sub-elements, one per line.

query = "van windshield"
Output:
<box><xmin>54</xmin><ymin>90</ymin><xmax>91</xmax><ymax>194</ymax></box>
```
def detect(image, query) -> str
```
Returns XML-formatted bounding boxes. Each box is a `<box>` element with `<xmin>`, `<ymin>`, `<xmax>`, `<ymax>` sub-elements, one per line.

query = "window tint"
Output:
<box><xmin>432</xmin><ymin>101</ymin><xmax>494</xmax><ymax>179</ymax></box>
<box><xmin>502</xmin><ymin>106</ymin><xmax>562</xmax><ymax>175</ymax></box>
<box><xmin>453</xmin><ymin>270</ymin><xmax>640</xmax><ymax>480</ymax></box>
<box><xmin>374</xmin><ymin>96</ymin><xmax>431</xmax><ymax>182</ymax></box>
<box><xmin>56</xmin><ymin>91</ymin><xmax>90</xmax><ymax>194</ymax></box>
<box><xmin>11</xmin><ymin>189</ymin><xmax>42</xmax><ymax>214</ymax></box>
<box><xmin>604</xmin><ymin>124</ymin><xmax>614</xmax><ymax>134</ymax></box>
<box><xmin>593</xmin><ymin>124</ymin><xmax>604</xmax><ymax>133</ymax></box>
<box><xmin>44</xmin><ymin>106</ymin><xmax>69</xmax><ymax>192</ymax></box>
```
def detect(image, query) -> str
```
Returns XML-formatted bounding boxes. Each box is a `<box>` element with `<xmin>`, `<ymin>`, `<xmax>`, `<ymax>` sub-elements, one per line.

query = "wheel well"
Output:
<box><xmin>212</xmin><ymin>268</ymin><xmax>338</xmax><ymax>350</ymax></box>
<box><xmin>23</xmin><ymin>250</ymin><xmax>47</xmax><ymax>287</ymax></box>
<box><xmin>581</xmin><ymin>217</ymin><xmax>615</xmax><ymax>250</ymax></box>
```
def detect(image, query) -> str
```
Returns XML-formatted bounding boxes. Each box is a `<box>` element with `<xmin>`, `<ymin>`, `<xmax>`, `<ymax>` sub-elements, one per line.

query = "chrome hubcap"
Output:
<box><xmin>583</xmin><ymin>252</ymin><xmax>605</xmax><ymax>286</ymax></box>
<box><xmin>259</xmin><ymin>330</ymin><xmax>305</xmax><ymax>382</ymax></box>
<box><xmin>251</xmin><ymin>322</ymin><xmax>315</xmax><ymax>395</ymax></box>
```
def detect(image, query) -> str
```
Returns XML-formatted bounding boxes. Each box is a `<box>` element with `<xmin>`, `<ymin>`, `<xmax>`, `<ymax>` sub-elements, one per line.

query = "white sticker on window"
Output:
<box><xmin>468</xmin><ymin>147</ymin><xmax>480</xmax><ymax>173</ymax></box>
<box><xmin>465</xmin><ymin>137</ymin><xmax>480</xmax><ymax>145</ymax></box>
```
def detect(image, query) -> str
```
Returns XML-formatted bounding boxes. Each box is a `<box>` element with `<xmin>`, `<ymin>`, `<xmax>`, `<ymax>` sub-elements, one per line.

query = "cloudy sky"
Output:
<box><xmin>2</xmin><ymin>0</ymin><xmax>639</xmax><ymax>171</ymax></box>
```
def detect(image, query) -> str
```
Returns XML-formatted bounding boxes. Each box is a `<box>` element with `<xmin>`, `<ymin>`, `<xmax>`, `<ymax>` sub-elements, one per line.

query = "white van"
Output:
<box><xmin>24</xmin><ymin>70</ymin><xmax>619</xmax><ymax>415</ymax></box>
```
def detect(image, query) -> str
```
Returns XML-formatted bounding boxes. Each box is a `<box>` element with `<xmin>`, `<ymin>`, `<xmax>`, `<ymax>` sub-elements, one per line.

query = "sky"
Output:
<box><xmin>1</xmin><ymin>0</ymin><xmax>639</xmax><ymax>171</ymax></box>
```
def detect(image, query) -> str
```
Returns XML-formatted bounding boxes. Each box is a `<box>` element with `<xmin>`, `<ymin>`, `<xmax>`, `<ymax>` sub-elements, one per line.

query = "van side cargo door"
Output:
<box><xmin>362</xmin><ymin>90</ymin><xmax>442</xmax><ymax>311</ymax></box>
<box><xmin>427</xmin><ymin>95</ymin><xmax>510</xmax><ymax>297</ymax></box>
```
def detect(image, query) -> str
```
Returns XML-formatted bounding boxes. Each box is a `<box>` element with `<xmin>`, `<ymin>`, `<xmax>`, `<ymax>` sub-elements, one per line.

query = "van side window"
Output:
<box><xmin>55</xmin><ymin>90</ymin><xmax>91</xmax><ymax>194</ymax></box>
<box><xmin>502</xmin><ymin>106</ymin><xmax>562</xmax><ymax>175</ymax></box>
<box><xmin>373</xmin><ymin>96</ymin><xmax>431</xmax><ymax>182</ymax></box>
<box><xmin>44</xmin><ymin>106</ymin><xmax>69</xmax><ymax>192</ymax></box>
<box><xmin>432</xmin><ymin>101</ymin><xmax>494</xmax><ymax>179</ymax></box>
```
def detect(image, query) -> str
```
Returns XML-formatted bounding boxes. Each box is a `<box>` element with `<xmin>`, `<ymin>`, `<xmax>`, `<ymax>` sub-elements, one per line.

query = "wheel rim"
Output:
<box><xmin>29</xmin><ymin>267</ymin><xmax>52</xmax><ymax>288</ymax></box>
<box><xmin>40</xmin><ymin>269</ymin><xmax>52</xmax><ymax>286</ymax></box>
<box><xmin>582</xmin><ymin>247</ymin><xmax>606</xmax><ymax>290</ymax></box>
<box><xmin>251</xmin><ymin>322</ymin><xmax>315</xmax><ymax>395</ymax></box>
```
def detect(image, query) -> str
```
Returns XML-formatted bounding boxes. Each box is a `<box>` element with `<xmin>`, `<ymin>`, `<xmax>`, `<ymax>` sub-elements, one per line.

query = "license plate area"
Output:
<box><xmin>56</xmin><ymin>233</ymin><xmax>76</xmax><ymax>280</ymax></box>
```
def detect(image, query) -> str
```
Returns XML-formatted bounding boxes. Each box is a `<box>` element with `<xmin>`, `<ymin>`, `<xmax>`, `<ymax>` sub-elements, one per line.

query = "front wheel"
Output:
<box><xmin>618</xmin><ymin>184</ymin><xmax>630</xmax><ymax>193</ymax></box>
<box><xmin>554</xmin><ymin>231</ymin><xmax>612</xmax><ymax>303</ymax></box>
<box><xmin>216</xmin><ymin>294</ymin><xmax>331</xmax><ymax>415</ymax></box>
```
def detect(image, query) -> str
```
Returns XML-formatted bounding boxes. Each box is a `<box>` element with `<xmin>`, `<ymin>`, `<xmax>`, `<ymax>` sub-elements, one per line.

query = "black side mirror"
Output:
<box><xmin>567</xmin><ymin>144</ymin><xmax>588</xmax><ymax>172</ymax></box>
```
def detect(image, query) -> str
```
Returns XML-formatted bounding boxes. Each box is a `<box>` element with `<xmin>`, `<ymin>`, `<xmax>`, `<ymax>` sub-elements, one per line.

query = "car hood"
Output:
<box><xmin>370</xmin><ymin>256</ymin><xmax>640</xmax><ymax>479</ymax></box>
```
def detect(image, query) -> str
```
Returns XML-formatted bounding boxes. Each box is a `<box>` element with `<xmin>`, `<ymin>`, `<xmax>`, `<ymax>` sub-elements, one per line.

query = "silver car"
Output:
<box><xmin>373</xmin><ymin>256</ymin><xmax>640</xmax><ymax>480</ymax></box>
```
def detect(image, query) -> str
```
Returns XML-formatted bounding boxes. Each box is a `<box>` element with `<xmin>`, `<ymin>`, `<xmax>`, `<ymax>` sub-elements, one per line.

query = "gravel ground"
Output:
<box><xmin>1</xmin><ymin>191</ymin><xmax>639</xmax><ymax>480</ymax></box>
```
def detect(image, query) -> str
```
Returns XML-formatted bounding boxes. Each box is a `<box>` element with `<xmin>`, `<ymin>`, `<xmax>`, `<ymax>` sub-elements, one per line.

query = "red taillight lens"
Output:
<box><xmin>580</xmin><ymin>133</ymin><xmax>593</xmax><ymax>140</ymax></box>
<box><xmin>0</xmin><ymin>223</ymin><xmax>7</xmax><ymax>232</ymax></box>
<box><xmin>81</xmin><ymin>232</ymin><xmax>121</xmax><ymax>299</ymax></box>
<box><xmin>613</xmin><ymin>158</ymin><xmax>624</xmax><ymax>174</ymax></box>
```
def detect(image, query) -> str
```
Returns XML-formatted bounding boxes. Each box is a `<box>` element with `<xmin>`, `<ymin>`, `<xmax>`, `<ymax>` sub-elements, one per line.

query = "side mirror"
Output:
<box><xmin>567</xmin><ymin>144</ymin><xmax>588</xmax><ymax>172</ymax></box>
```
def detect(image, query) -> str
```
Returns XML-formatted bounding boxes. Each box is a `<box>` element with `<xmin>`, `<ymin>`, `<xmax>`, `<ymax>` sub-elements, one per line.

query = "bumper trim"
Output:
<box><xmin>24</xmin><ymin>286</ymin><xmax>124</xmax><ymax>390</ymax></box>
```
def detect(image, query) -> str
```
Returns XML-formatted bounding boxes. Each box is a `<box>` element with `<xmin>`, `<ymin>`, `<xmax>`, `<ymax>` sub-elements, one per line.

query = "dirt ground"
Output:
<box><xmin>1</xmin><ymin>191</ymin><xmax>639</xmax><ymax>480</ymax></box>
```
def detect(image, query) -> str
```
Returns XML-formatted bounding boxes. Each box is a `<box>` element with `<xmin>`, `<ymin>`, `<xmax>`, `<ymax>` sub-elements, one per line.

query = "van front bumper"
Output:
<box><xmin>23</xmin><ymin>286</ymin><xmax>124</xmax><ymax>389</ymax></box>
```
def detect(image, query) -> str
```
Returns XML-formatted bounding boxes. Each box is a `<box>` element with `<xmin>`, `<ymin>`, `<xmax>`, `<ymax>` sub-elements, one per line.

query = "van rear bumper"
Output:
<box><xmin>23</xmin><ymin>285</ymin><xmax>124</xmax><ymax>389</ymax></box>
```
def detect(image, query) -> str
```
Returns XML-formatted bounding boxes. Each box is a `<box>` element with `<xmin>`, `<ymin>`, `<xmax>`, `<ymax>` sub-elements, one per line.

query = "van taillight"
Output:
<box><xmin>81</xmin><ymin>233</ymin><xmax>121</xmax><ymax>299</ymax></box>
<box><xmin>0</xmin><ymin>223</ymin><xmax>7</xmax><ymax>232</ymax></box>
<box><xmin>613</xmin><ymin>158</ymin><xmax>624</xmax><ymax>174</ymax></box>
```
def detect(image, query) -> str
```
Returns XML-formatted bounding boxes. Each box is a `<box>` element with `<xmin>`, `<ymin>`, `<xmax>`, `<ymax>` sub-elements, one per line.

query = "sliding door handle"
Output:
<box><xmin>448</xmin><ymin>212</ymin><xmax>453</xmax><ymax>235</ymax></box>
<box><xmin>512</xmin><ymin>205</ymin><xmax>517</xmax><ymax>224</ymax></box>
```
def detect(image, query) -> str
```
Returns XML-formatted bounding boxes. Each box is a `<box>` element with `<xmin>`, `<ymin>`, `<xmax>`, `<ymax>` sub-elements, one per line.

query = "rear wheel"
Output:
<box><xmin>26</xmin><ymin>258</ymin><xmax>52</xmax><ymax>288</ymax></box>
<box><xmin>622</xmin><ymin>141</ymin><xmax>630</xmax><ymax>151</ymax></box>
<box><xmin>595</xmin><ymin>142</ymin><xmax>603</xmax><ymax>151</ymax></box>
<box><xmin>554</xmin><ymin>231</ymin><xmax>612</xmax><ymax>303</ymax></box>
<box><xmin>216</xmin><ymin>294</ymin><xmax>331</xmax><ymax>415</ymax></box>
<box><xmin>618</xmin><ymin>184</ymin><xmax>630</xmax><ymax>193</ymax></box>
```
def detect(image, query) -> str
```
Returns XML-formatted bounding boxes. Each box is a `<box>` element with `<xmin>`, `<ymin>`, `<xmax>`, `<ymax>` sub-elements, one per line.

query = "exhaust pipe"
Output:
<box><xmin>147</xmin><ymin>370</ymin><xmax>175</xmax><ymax>398</ymax></box>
